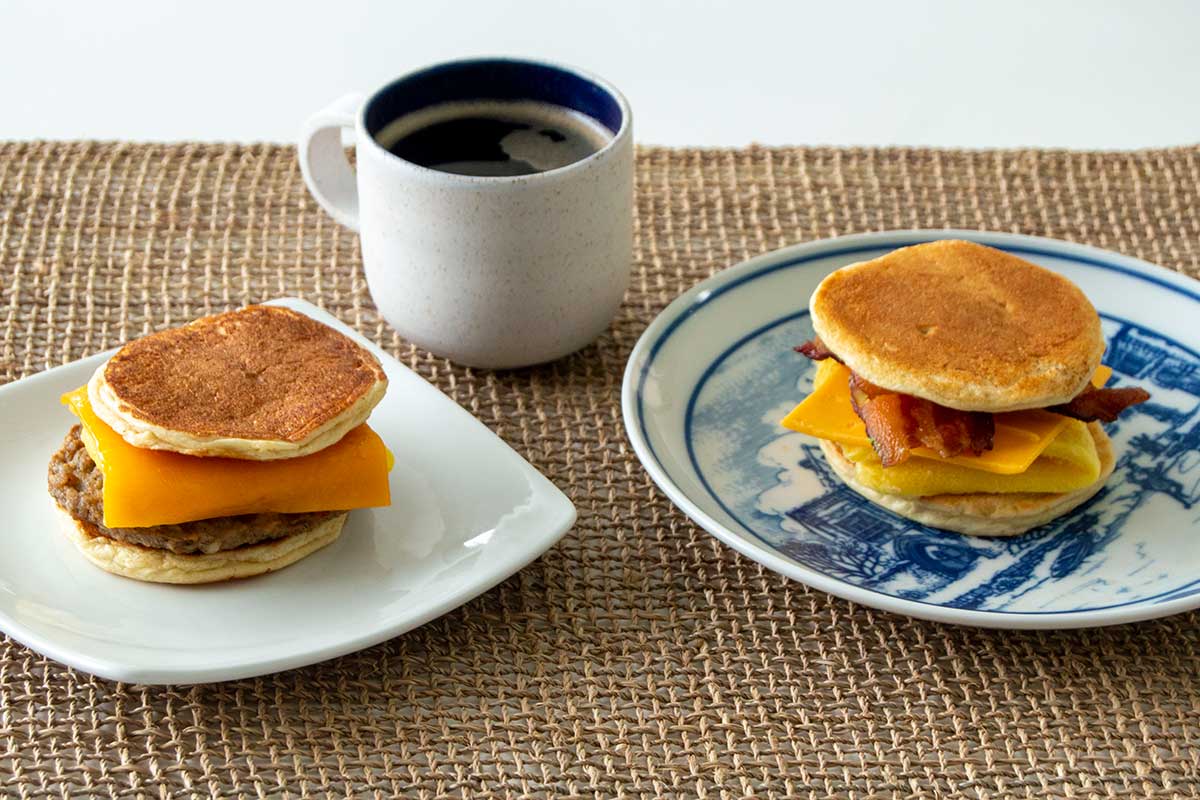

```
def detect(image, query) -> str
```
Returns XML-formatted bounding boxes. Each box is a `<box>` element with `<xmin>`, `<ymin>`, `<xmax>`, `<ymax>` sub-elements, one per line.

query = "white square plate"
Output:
<box><xmin>0</xmin><ymin>298</ymin><xmax>575</xmax><ymax>683</ymax></box>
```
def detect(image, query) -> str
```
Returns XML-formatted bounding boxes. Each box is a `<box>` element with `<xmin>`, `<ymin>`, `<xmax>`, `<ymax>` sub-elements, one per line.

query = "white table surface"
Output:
<box><xmin>3</xmin><ymin>0</ymin><xmax>1197</xmax><ymax>148</ymax></box>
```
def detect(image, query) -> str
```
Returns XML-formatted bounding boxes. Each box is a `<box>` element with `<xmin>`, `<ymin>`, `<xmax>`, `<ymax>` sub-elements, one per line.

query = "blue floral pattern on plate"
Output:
<box><xmin>688</xmin><ymin>312</ymin><xmax>1200</xmax><ymax>613</ymax></box>
<box><xmin>624</xmin><ymin>231</ymin><xmax>1200</xmax><ymax>625</ymax></box>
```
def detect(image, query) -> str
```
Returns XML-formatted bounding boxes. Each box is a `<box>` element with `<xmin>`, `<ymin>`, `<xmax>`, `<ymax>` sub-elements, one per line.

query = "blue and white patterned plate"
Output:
<box><xmin>622</xmin><ymin>231</ymin><xmax>1200</xmax><ymax>629</ymax></box>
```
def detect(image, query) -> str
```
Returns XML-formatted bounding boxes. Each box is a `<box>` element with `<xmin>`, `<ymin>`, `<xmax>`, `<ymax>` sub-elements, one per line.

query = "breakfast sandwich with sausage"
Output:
<box><xmin>48</xmin><ymin>305</ymin><xmax>392</xmax><ymax>583</ymax></box>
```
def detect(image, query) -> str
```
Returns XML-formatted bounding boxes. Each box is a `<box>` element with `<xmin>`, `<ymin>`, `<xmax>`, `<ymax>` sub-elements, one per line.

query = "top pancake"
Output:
<box><xmin>88</xmin><ymin>305</ymin><xmax>387</xmax><ymax>460</ymax></box>
<box><xmin>809</xmin><ymin>240</ymin><xmax>1105</xmax><ymax>412</ymax></box>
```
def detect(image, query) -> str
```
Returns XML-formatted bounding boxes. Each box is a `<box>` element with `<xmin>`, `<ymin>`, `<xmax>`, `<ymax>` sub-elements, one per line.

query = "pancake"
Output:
<box><xmin>57</xmin><ymin>506</ymin><xmax>347</xmax><ymax>584</ymax></box>
<box><xmin>818</xmin><ymin>422</ymin><xmax>1115</xmax><ymax>537</ymax></box>
<box><xmin>809</xmin><ymin>240</ymin><xmax>1105</xmax><ymax>412</ymax></box>
<box><xmin>88</xmin><ymin>305</ymin><xmax>387</xmax><ymax>460</ymax></box>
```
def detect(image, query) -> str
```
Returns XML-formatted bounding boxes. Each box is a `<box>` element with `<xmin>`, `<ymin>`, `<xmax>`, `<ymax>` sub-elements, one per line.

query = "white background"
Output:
<box><xmin>3</xmin><ymin>0</ymin><xmax>1198</xmax><ymax>148</ymax></box>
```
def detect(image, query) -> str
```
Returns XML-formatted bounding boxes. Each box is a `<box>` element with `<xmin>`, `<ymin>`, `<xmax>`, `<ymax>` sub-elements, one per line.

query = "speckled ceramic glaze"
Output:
<box><xmin>300</xmin><ymin>58</ymin><xmax>633</xmax><ymax>368</ymax></box>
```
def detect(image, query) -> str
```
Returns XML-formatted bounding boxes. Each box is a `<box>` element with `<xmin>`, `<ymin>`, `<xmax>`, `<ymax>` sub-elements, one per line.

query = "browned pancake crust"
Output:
<box><xmin>810</xmin><ymin>240</ymin><xmax>1105</xmax><ymax>411</ymax></box>
<box><xmin>102</xmin><ymin>306</ymin><xmax>385</xmax><ymax>442</ymax></box>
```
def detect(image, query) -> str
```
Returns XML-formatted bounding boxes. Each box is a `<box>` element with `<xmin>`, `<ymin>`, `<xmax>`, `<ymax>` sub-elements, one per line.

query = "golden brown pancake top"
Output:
<box><xmin>102</xmin><ymin>306</ymin><xmax>386</xmax><ymax>443</ymax></box>
<box><xmin>810</xmin><ymin>240</ymin><xmax>1105</xmax><ymax>411</ymax></box>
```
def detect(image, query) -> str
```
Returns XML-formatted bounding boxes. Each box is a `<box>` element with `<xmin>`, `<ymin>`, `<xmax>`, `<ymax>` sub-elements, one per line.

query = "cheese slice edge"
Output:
<box><xmin>781</xmin><ymin>360</ymin><xmax>1109</xmax><ymax>476</ymax></box>
<box><xmin>62</xmin><ymin>386</ymin><xmax>392</xmax><ymax>528</ymax></box>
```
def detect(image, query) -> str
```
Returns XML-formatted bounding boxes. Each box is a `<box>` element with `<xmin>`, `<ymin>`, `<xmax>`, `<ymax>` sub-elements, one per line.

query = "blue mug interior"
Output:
<box><xmin>364</xmin><ymin>59</ymin><xmax>624</xmax><ymax>143</ymax></box>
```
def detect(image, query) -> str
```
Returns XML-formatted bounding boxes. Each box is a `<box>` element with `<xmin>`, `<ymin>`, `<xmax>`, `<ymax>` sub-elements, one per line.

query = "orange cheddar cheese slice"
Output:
<box><xmin>62</xmin><ymin>387</ymin><xmax>391</xmax><ymax>528</ymax></box>
<box><xmin>781</xmin><ymin>361</ymin><xmax>1112</xmax><ymax>476</ymax></box>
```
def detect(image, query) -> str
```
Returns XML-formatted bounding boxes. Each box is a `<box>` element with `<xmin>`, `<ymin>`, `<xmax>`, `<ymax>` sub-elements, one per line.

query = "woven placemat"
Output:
<box><xmin>2</xmin><ymin>141</ymin><xmax>1199</xmax><ymax>799</ymax></box>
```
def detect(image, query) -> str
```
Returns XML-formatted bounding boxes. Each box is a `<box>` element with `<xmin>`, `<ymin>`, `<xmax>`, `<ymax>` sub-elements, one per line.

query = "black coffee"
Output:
<box><xmin>376</xmin><ymin>101</ymin><xmax>612</xmax><ymax>177</ymax></box>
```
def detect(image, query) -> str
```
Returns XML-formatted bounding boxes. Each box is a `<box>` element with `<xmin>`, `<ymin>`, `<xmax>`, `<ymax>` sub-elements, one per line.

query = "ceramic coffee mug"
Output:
<box><xmin>299</xmin><ymin>57</ymin><xmax>633</xmax><ymax>368</ymax></box>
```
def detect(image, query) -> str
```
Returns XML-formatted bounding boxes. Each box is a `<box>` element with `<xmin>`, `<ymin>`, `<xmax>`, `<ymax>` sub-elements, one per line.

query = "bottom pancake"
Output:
<box><xmin>55</xmin><ymin>505</ymin><xmax>347</xmax><ymax>584</ymax></box>
<box><xmin>818</xmin><ymin>422</ymin><xmax>1115</xmax><ymax>537</ymax></box>
<box><xmin>48</xmin><ymin>424</ymin><xmax>349</xmax><ymax>583</ymax></box>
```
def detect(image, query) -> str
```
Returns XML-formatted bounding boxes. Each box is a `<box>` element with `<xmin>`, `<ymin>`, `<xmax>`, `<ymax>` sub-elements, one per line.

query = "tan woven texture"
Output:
<box><xmin>2</xmin><ymin>141</ymin><xmax>1199</xmax><ymax>799</ymax></box>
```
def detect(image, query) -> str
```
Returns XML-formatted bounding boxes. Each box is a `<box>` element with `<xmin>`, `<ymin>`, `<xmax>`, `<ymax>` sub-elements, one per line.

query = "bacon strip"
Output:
<box><xmin>793</xmin><ymin>338</ymin><xmax>1148</xmax><ymax>467</ymax></box>
<box><xmin>847</xmin><ymin>376</ymin><xmax>914</xmax><ymax>466</ymax></box>
<box><xmin>847</xmin><ymin>371</ymin><xmax>994</xmax><ymax>467</ymax></box>
<box><xmin>1048</xmin><ymin>384</ymin><xmax>1150</xmax><ymax>423</ymax></box>
<box><xmin>794</xmin><ymin>336</ymin><xmax>839</xmax><ymax>362</ymax></box>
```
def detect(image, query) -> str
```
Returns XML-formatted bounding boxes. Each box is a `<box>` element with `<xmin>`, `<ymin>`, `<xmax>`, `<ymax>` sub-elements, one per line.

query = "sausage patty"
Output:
<box><xmin>48</xmin><ymin>425</ymin><xmax>343</xmax><ymax>554</ymax></box>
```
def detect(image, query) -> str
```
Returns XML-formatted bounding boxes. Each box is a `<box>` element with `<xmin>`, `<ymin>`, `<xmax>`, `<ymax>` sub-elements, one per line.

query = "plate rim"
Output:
<box><xmin>621</xmin><ymin>229</ymin><xmax>1200</xmax><ymax>630</ymax></box>
<box><xmin>0</xmin><ymin>297</ymin><xmax>577</xmax><ymax>683</ymax></box>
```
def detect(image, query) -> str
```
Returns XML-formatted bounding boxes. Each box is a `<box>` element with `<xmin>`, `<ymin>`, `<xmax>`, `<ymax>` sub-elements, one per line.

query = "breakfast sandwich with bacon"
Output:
<box><xmin>782</xmin><ymin>240</ymin><xmax>1148</xmax><ymax>536</ymax></box>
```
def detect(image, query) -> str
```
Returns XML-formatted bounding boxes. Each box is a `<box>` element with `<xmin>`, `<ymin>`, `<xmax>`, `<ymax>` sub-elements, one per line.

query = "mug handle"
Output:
<box><xmin>298</xmin><ymin>92</ymin><xmax>364</xmax><ymax>231</ymax></box>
